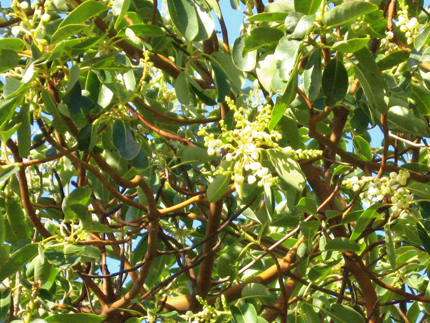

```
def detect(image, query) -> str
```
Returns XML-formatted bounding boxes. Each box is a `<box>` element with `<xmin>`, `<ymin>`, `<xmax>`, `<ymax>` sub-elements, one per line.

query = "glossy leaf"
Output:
<box><xmin>297</xmin><ymin>197</ymin><xmax>317</xmax><ymax>215</ymax></box>
<box><xmin>294</xmin><ymin>0</ymin><xmax>321</xmax><ymax>15</ymax></box>
<box><xmin>0</xmin><ymin>50</ymin><xmax>20</xmax><ymax>74</ymax></box>
<box><xmin>268</xmin><ymin>72</ymin><xmax>297</xmax><ymax>130</ymax></box>
<box><xmin>233</xmin><ymin>35</ymin><xmax>257</xmax><ymax>72</ymax></box>
<box><xmin>112</xmin><ymin>119</ymin><xmax>141</xmax><ymax>160</ymax></box>
<box><xmin>408</xmin><ymin>183</ymin><xmax>430</xmax><ymax>200</ymax></box>
<box><xmin>0</xmin><ymin>244</ymin><xmax>38</xmax><ymax>282</ymax></box>
<box><xmin>62</xmin><ymin>186</ymin><xmax>92</xmax><ymax>221</ymax></box>
<box><xmin>384</xmin><ymin>225</ymin><xmax>397</xmax><ymax>270</ymax></box>
<box><xmin>58</xmin><ymin>1</ymin><xmax>108</xmax><ymax>28</ymax></box>
<box><xmin>274</xmin><ymin>37</ymin><xmax>301</xmax><ymax>81</ymax></box>
<box><xmin>411</xmin><ymin>82</ymin><xmax>430</xmax><ymax>115</ymax></box>
<box><xmin>0</xmin><ymin>38</ymin><xmax>25</xmax><ymax>51</ymax></box>
<box><xmin>328</xmin><ymin>304</ymin><xmax>365</xmax><ymax>323</ymax></box>
<box><xmin>303</xmin><ymin>49</ymin><xmax>322</xmax><ymax>101</ymax></box>
<box><xmin>323</xmin><ymin>238</ymin><xmax>361</xmax><ymax>252</ymax></box>
<box><xmin>207</xmin><ymin>161</ymin><xmax>232</xmax><ymax>203</ymax></box>
<box><xmin>387</xmin><ymin>106</ymin><xmax>428</xmax><ymax>136</ymax></box>
<box><xmin>6</xmin><ymin>197</ymin><xmax>31</xmax><ymax>241</ymax></box>
<box><xmin>323</xmin><ymin>1</ymin><xmax>378</xmax><ymax>28</ymax></box>
<box><xmin>167</xmin><ymin>0</ymin><xmax>198</xmax><ymax>42</ymax></box>
<box><xmin>266</xmin><ymin>149</ymin><xmax>305</xmax><ymax>192</ymax></box>
<box><xmin>349</xmin><ymin>204</ymin><xmax>381</xmax><ymax>242</ymax></box>
<box><xmin>177</xmin><ymin>146</ymin><xmax>217</xmax><ymax>164</ymax></box>
<box><xmin>322</xmin><ymin>58</ymin><xmax>348</xmax><ymax>107</ymax></box>
<box><xmin>352</xmin><ymin>135</ymin><xmax>372</xmax><ymax>161</ymax></box>
<box><xmin>231</xmin><ymin>303</ymin><xmax>257</xmax><ymax>323</ymax></box>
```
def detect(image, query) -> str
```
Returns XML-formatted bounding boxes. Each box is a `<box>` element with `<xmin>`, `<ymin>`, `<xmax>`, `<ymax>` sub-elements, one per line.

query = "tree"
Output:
<box><xmin>3</xmin><ymin>0</ymin><xmax>430</xmax><ymax>321</ymax></box>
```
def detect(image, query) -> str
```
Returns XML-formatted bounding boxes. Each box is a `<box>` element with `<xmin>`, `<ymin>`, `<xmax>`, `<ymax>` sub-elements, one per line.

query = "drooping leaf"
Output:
<box><xmin>6</xmin><ymin>197</ymin><xmax>31</xmax><ymax>241</ymax></box>
<box><xmin>352</xmin><ymin>135</ymin><xmax>372</xmax><ymax>161</ymax></box>
<box><xmin>410</xmin><ymin>82</ymin><xmax>430</xmax><ymax>115</ymax></box>
<box><xmin>322</xmin><ymin>58</ymin><xmax>348</xmax><ymax>107</ymax></box>
<box><xmin>233</xmin><ymin>35</ymin><xmax>257</xmax><ymax>72</ymax></box>
<box><xmin>112</xmin><ymin>119</ymin><xmax>141</xmax><ymax>160</ymax></box>
<box><xmin>167</xmin><ymin>0</ymin><xmax>198</xmax><ymax>42</ymax></box>
<box><xmin>207</xmin><ymin>161</ymin><xmax>232</xmax><ymax>203</ymax></box>
<box><xmin>303</xmin><ymin>49</ymin><xmax>322</xmax><ymax>101</ymax></box>
<box><xmin>349</xmin><ymin>204</ymin><xmax>382</xmax><ymax>242</ymax></box>
<box><xmin>385</xmin><ymin>225</ymin><xmax>397</xmax><ymax>270</ymax></box>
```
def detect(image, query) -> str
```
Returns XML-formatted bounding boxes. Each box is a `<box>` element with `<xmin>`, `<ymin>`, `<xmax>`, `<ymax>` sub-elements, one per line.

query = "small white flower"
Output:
<box><xmin>41</xmin><ymin>13</ymin><xmax>50</xmax><ymax>22</ymax></box>
<box><xmin>386</xmin><ymin>31</ymin><xmax>394</xmax><ymax>39</ymax></box>
<box><xmin>20</xmin><ymin>1</ymin><xmax>29</xmax><ymax>9</ymax></box>
<box><xmin>250</xmin><ymin>162</ymin><xmax>261</xmax><ymax>171</ymax></box>
<box><xmin>250</xmin><ymin>151</ymin><xmax>259</xmax><ymax>160</ymax></box>
<box><xmin>11</xmin><ymin>26</ymin><xmax>21</xmax><ymax>35</ymax></box>
<box><xmin>225</xmin><ymin>153</ymin><xmax>233</xmax><ymax>161</ymax></box>
<box><xmin>248</xmin><ymin>175</ymin><xmax>256</xmax><ymax>184</ymax></box>
<box><xmin>207</xmin><ymin>148</ymin><xmax>215</xmax><ymax>155</ymax></box>
<box><xmin>256</xmin><ymin>167</ymin><xmax>269</xmax><ymax>178</ymax></box>
<box><xmin>235</xmin><ymin>174</ymin><xmax>244</xmax><ymax>184</ymax></box>
<box><xmin>400</xmin><ymin>25</ymin><xmax>408</xmax><ymax>32</ymax></box>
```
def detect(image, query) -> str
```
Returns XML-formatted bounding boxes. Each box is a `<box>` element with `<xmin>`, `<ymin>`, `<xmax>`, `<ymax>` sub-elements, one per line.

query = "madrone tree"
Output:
<box><xmin>3</xmin><ymin>0</ymin><xmax>430</xmax><ymax>322</ymax></box>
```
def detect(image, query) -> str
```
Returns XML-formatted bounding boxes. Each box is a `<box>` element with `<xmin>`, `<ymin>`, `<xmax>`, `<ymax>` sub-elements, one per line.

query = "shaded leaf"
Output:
<box><xmin>113</xmin><ymin>119</ymin><xmax>141</xmax><ymax>160</ymax></box>
<box><xmin>322</xmin><ymin>58</ymin><xmax>348</xmax><ymax>107</ymax></box>
<box><xmin>324</xmin><ymin>238</ymin><xmax>361</xmax><ymax>251</ymax></box>
<box><xmin>0</xmin><ymin>244</ymin><xmax>39</xmax><ymax>282</ymax></box>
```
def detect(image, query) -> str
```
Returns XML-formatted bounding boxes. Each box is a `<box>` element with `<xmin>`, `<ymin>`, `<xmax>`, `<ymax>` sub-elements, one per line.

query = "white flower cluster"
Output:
<box><xmin>198</xmin><ymin>98</ymin><xmax>280</xmax><ymax>192</ymax></box>
<box><xmin>181</xmin><ymin>295</ymin><xmax>229</xmax><ymax>323</ymax></box>
<box><xmin>396</xmin><ymin>4</ymin><xmax>420</xmax><ymax>45</ymax></box>
<box><xmin>343</xmin><ymin>170</ymin><xmax>412</xmax><ymax>209</ymax></box>
<box><xmin>380</xmin><ymin>31</ymin><xmax>398</xmax><ymax>55</ymax></box>
<box><xmin>283</xmin><ymin>147</ymin><xmax>322</xmax><ymax>160</ymax></box>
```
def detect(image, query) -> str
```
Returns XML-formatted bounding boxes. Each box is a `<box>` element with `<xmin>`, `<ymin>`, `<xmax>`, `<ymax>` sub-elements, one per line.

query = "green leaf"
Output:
<box><xmin>16</xmin><ymin>105</ymin><xmax>30</xmax><ymax>159</ymax></box>
<box><xmin>231</xmin><ymin>303</ymin><xmax>257</xmax><ymax>323</ymax></box>
<box><xmin>34</xmin><ymin>256</ymin><xmax>58</xmax><ymax>290</ymax></box>
<box><xmin>415</xmin><ymin>25</ymin><xmax>430</xmax><ymax>50</ymax></box>
<box><xmin>247</xmin><ymin>12</ymin><xmax>289</xmax><ymax>22</ymax></box>
<box><xmin>332</xmin><ymin>38</ymin><xmax>370</xmax><ymax>54</ymax></box>
<box><xmin>58</xmin><ymin>0</ymin><xmax>108</xmax><ymax>28</ymax></box>
<box><xmin>241</xmin><ymin>283</ymin><xmax>275</xmax><ymax>301</ymax></box>
<box><xmin>256</xmin><ymin>54</ymin><xmax>278</xmax><ymax>93</ymax></box>
<box><xmin>407</xmin><ymin>183</ymin><xmax>430</xmax><ymax>200</ymax></box>
<box><xmin>207</xmin><ymin>161</ymin><xmax>232</xmax><ymax>203</ymax></box>
<box><xmin>353</xmin><ymin>47</ymin><xmax>387</xmax><ymax>113</ymax></box>
<box><xmin>51</xmin><ymin>24</ymin><xmax>90</xmax><ymax>44</ymax></box>
<box><xmin>0</xmin><ymin>38</ymin><xmax>25</xmax><ymax>51</ymax></box>
<box><xmin>233</xmin><ymin>35</ymin><xmax>257</xmax><ymax>72</ymax></box>
<box><xmin>210</xmin><ymin>52</ymin><xmax>245</xmax><ymax>95</ymax></box>
<box><xmin>291</xmin><ymin>15</ymin><xmax>315</xmax><ymax>40</ymax></box>
<box><xmin>295</xmin><ymin>0</ymin><xmax>321</xmax><ymax>14</ymax></box>
<box><xmin>352</xmin><ymin>135</ymin><xmax>372</xmax><ymax>161</ymax></box>
<box><xmin>411</xmin><ymin>83</ymin><xmax>430</xmax><ymax>115</ymax></box>
<box><xmin>0</xmin><ymin>165</ymin><xmax>19</xmax><ymax>186</ymax></box>
<box><xmin>167</xmin><ymin>0</ymin><xmax>198</xmax><ymax>42</ymax></box>
<box><xmin>0</xmin><ymin>289</ymin><xmax>10</xmax><ymax>321</ymax></box>
<box><xmin>297</xmin><ymin>197</ymin><xmax>317</xmax><ymax>215</ymax></box>
<box><xmin>217</xmin><ymin>243</ymin><xmax>241</xmax><ymax>278</ymax></box>
<box><xmin>384</xmin><ymin>225</ymin><xmax>397</xmax><ymax>270</ymax></box>
<box><xmin>45</xmin><ymin>313</ymin><xmax>106</xmax><ymax>323</ymax></box>
<box><xmin>177</xmin><ymin>146</ymin><xmax>217</xmax><ymax>164</ymax></box>
<box><xmin>387</xmin><ymin>106</ymin><xmax>428</xmax><ymax>136</ymax></box>
<box><xmin>303</xmin><ymin>49</ymin><xmax>322</xmax><ymax>101</ymax></box>
<box><xmin>328</xmin><ymin>304</ymin><xmax>365</xmax><ymax>323</ymax></box>
<box><xmin>175</xmin><ymin>72</ymin><xmax>196</xmax><ymax>106</ymax></box>
<box><xmin>113</xmin><ymin>0</ymin><xmax>131</xmax><ymax>28</ymax></box>
<box><xmin>41</xmin><ymin>90</ymin><xmax>68</xmax><ymax>133</ymax></box>
<box><xmin>324</xmin><ymin>238</ymin><xmax>361</xmax><ymax>251</ymax></box>
<box><xmin>212</xmin><ymin>64</ymin><xmax>230</xmax><ymax>103</ymax></box>
<box><xmin>274</xmin><ymin>37</ymin><xmax>301</xmax><ymax>81</ymax></box>
<box><xmin>376</xmin><ymin>50</ymin><xmax>410</xmax><ymax>71</ymax></box>
<box><xmin>43</xmin><ymin>245</ymin><xmax>83</xmax><ymax>270</ymax></box>
<box><xmin>350</xmin><ymin>204</ymin><xmax>381</xmax><ymax>242</ymax></box>
<box><xmin>266</xmin><ymin>149</ymin><xmax>305</xmax><ymax>192</ymax></box>
<box><xmin>62</xmin><ymin>186</ymin><xmax>92</xmax><ymax>221</ymax></box>
<box><xmin>193</xmin><ymin>0</ymin><xmax>214</xmax><ymax>41</ymax></box>
<box><xmin>124</xmin><ymin>24</ymin><xmax>165</xmax><ymax>37</ymax></box>
<box><xmin>112</xmin><ymin>119</ymin><xmax>141</xmax><ymax>160</ymax></box>
<box><xmin>322</xmin><ymin>58</ymin><xmax>348</xmax><ymax>107</ymax></box>
<box><xmin>323</xmin><ymin>1</ymin><xmax>378</xmax><ymax>28</ymax></box>
<box><xmin>268</xmin><ymin>73</ymin><xmax>297</xmax><ymax>130</ymax></box>
<box><xmin>0</xmin><ymin>50</ymin><xmax>20</xmax><ymax>74</ymax></box>
<box><xmin>6</xmin><ymin>197</ymin><xmax>31</xmax><ymax>241</ymax></box>
<box><xmin>0</xmin><ymin>244</ymin><xmax>39</xmax><ymax>282</ymax></box>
